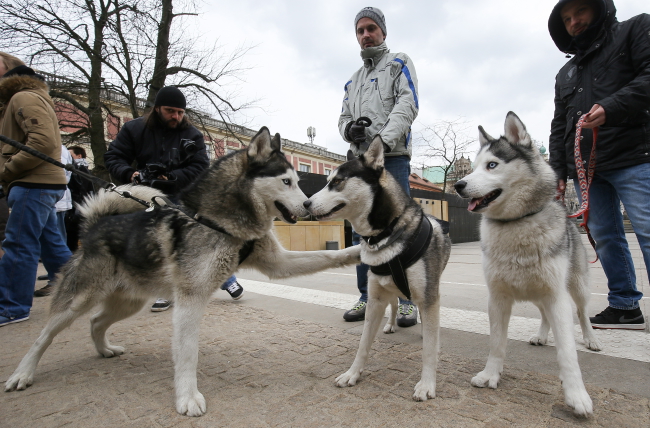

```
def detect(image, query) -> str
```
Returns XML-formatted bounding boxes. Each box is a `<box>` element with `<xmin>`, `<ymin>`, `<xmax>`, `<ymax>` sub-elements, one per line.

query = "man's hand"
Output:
<box><xmin>581</xmin><ymin>104</ymin><xmax>606</xmax><ymax>129</ymax></box>
<box><xmin>131</xmin><ymin>171</ymin><xmax>140</xmax><ymax>182</ymax></box>
<box><xmin>556</xmin><ymin>178</ymin><xmax>566</xmax><ymax>201</ymax></box>
<box><xmin>347</xmin><ymin>122</ymin><xmax>367</xmax><ymax>144</ymax></box>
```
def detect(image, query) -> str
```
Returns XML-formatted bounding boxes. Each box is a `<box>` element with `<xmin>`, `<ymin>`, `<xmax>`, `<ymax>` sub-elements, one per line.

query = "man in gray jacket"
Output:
<box><xmin>339</xmin><ymin>7</ymin><xmax>420</xmax><ymax>327</ymax></box>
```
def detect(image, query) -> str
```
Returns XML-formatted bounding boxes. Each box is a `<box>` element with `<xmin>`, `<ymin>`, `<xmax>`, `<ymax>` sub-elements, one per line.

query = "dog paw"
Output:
<box><xmin>471</xmin><ymin>371</ymin><xmax>500</xmax><ymax>389</ymax></box>
<box><xmin>5</xmin><ymin>370</ymin><xmax>34</xmax><ymax>391</ymax></box>
<box><xmin>383</xmin><ymin>323</ymin><xmax>396</xmax><ymax>334</ymax></box>
<box><xmin>335</xmin><ymin>369</ymin><xmax>361</xmax><ymax>387</ymax></box>
<box><xmin>98</xmin><ymin>345</ymin><xmax>125</xmax><ymax>358</ymax></box>
<box><xmin>176</xmin><ymin>391</ymin><xmax>207</xmax><ymax>417</ymax></box>
<box><xmin>529</xmin><ymin>335</ymin><xmax>548</xmax><ymax>346</ymax></box>
<box><xmin>565</xmin><ymin>387</ymin><xmax>593</xmax><ymax>417</ymax></box>
<box><xmin>413</xmin><ymin>379</ymin><xmax>436</xmax><ymax>401</ymax></box>
<box><xmin>584</xmin><ymin>337</ymin><xmax>603</xmax><ymax>352</ymax></box>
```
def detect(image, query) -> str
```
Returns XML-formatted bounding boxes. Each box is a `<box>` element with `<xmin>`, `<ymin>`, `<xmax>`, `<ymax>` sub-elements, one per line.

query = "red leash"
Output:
<box><xmin>566</xmin><ymin>114</ymin><xmax>598</xmax><ymax>262</ymax></box>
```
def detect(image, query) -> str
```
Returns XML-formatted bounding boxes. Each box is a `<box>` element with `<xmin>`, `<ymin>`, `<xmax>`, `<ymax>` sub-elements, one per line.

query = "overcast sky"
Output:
<box><xmin>196</xmin><ymin>0</ymin><xmax>647</xmax><ymax>163</ymax></box>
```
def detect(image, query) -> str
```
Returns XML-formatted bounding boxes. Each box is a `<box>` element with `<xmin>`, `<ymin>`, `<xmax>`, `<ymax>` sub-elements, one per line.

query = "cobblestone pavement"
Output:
<box><xmin>1</xmin><ymin>295</ymin><xmax>648</xmax><ymax>427</ymax></box>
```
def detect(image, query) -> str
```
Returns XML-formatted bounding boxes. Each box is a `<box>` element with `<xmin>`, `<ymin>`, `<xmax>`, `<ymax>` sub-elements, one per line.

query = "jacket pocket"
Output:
<box><xmin>559</xmin><ymin>83</ymin><xmax>576</xmax><ymax>101</ymax></box>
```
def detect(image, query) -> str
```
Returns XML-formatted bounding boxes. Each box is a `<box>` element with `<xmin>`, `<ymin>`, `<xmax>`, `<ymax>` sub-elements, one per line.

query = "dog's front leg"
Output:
<box><xmin>540</xmin><ymin>293</ymin><xmax>593</xmax><ymax>417</ymax></box>
<box><xmin>471</xmin><ymin>291</ymin><xmax>513</xmax><ymax>389</ymax></box>
<box><xmin>172</xmin><ymin>298</ymin><xmax>208</xmax><ymax>417</ymax></box>
<box><xmin>413</xmin><ymin>297</ymin><xmax>440</xmax><ymax>401</ymax></box>
<box><xmin>335</xmin><ymin>283</ymin><xmax>389</xmax><ymax>388</ymax></box>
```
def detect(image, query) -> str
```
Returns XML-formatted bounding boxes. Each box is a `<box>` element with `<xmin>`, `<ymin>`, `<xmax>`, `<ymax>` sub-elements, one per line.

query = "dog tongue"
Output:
<box><xmin>468</xmin><ymin>198</ymin><xmax>479</xmax><ymax>212</ymax></box>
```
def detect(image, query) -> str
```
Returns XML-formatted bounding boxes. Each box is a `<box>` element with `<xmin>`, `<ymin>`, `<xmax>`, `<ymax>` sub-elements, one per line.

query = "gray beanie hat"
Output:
<box><xmin>354</xmin><ymin>7</ymin><xmax>387</xmax><ymax>37</ymax></box>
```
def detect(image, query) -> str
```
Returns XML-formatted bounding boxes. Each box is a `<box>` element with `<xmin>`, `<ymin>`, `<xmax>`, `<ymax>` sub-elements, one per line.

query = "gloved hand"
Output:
<box><xmin>346</xmin><ymin>122</ymin><xmax>367</xmax><ymax>144</ymax></box>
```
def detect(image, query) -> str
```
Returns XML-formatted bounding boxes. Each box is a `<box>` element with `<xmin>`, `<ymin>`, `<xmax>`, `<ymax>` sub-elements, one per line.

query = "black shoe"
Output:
<box><xmin>34</xmin><ymin>283</ymin><xmax>54</xmax><ymax>297</ymax></box>
<box><xmin>343</xmin><ymin>300</ymin><xmax>366</xmax><ymax>322</ymax></box>
<box><xmin>590</xmin><ymin>306</ymin><xmax>645</xmax><ymax>330</ymax></box>
<box><xmin>224</xmin><ymin>281</ymin><xmax>244</xmax><ymax>300</ymax></box>
<box><xmin>397</xmin><ymin>304</ymin><xmax>418</xmax><ymax>328</ymax></box>
<box><xmin>151</xmin><ymin>299</ymin><xmax>172</xmax><ymax>312</ymax></box>
<box><xmin>37</xmin><ymin>274</ymin><xmax>49</xmax><ymax>281</ymax></box>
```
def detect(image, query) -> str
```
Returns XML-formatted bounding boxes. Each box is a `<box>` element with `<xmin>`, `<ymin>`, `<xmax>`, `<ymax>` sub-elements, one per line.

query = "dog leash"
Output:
<box><xmin>564</xmin><ymin>115</ymin><xmax>598</xmax><ymax>262</ymax></box>
<box><xmin>0</xmin><ymin>134</ymin><xmax>160</xmax><ymax>210</ymax></box>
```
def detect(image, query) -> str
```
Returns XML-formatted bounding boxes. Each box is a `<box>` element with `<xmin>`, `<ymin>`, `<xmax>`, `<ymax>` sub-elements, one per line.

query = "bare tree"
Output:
<box><xmin>413</xmin><ymin>118</ymin><xmax>476</xmax><ymax>197</ymax></box>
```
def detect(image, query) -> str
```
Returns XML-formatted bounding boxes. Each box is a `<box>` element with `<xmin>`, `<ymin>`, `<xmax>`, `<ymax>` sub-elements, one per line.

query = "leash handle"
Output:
<box><xmin>565</xmin><ymin>115</ymin><xmax>599</xmax><ymax>263</ymax></box>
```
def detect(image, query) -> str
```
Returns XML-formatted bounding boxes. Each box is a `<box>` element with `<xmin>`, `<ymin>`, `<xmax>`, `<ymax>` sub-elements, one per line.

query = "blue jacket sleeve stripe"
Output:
<box><xmin>344</xmin><ymin>80</ymin><xmax>352</xmax><ymax>92</ymax></box>
<box><xmin>393</xmin><ymin>58</ymin><xmax>419</xmax><ymax>109</ymax></box>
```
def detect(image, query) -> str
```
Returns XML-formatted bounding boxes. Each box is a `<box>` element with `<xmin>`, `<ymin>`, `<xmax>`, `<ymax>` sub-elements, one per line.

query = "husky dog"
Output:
<box><xmin>454</xmin><ymin>112</ymin><xmax>602</xmax><ymax>416</ymax></box>
<box><xmin>304</xmin><ymin>137</ymin><xmax>451</xmax><ymax>401</ymax></box>
<box><xmin>5</xmin><ymin>128</ymin><xmax>361</xmax><ymax>417</ymax></box>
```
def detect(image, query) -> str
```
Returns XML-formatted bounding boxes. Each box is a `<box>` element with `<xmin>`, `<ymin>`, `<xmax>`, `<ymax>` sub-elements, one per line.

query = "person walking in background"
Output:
<box><xmin>339</xmin><ymin>7</ymin><xmax>420</xmax><ymax>327</ymax></box>
<box><xmin>65</xmin><ymin>145</ymin><xmax>95</xmax><ymax>252</ymax></box>
<box><xmin>548</xmin><ymin>0</ymin><xmax>649</xmax><ymax>330</ymax></box>
<box><xmin>0</xmin><ymin>52</ymin><xmax>72</xmax><ymax>326</ymax></box>
<box><xmin>104</xmin><ymin>85</ymin><xmax>244</xmax><ymax>312</ymax></box>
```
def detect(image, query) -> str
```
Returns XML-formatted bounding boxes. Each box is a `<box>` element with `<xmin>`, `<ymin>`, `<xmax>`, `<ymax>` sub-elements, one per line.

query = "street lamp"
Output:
<box><xmin>307</xmin><ymin>126</ymin><xmax>316</xmax><ymax>144</ymax></box>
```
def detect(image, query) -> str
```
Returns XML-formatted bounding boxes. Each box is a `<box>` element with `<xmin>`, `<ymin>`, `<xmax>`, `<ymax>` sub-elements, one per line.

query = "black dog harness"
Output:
<box><xmin>366</xmin><ymin>213</ymin><xmax>448</xmax><ymax>301</ymax></box>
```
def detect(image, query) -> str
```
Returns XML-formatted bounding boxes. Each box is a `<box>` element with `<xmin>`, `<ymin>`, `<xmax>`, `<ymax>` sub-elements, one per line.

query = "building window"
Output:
<box><xmin>226</xmin><ymin>147</ymin><xmax>237</xmax><ymax>154</ymax></box>
<box><xmin>324</xmin><ymin>169</ymin><xmax>331</xmax><ymax>176</ymax></box>
<box><xmin>299</xmin><ymin>164</ymin><xmax>311</xmax><ymax>173</ymax></box>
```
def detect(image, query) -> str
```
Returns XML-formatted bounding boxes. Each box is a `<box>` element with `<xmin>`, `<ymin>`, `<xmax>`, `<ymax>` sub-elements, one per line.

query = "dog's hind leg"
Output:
<box><xmin>383</xmin><ymin>297</ymin><xmax>398</xmax><ymax>334</ymax></box>
<box><xmin>540</xmin><ymin>292</ymin><xmax>593</xmax><ymax>416</ymax></box>
<box><xmin>336</xmin><ymin>283</ymin><xmax>390</xmax><ymax>388</ymax></box>
<box><xmin>413</xmin><ymin>296</ymin><xmax>440</xmax><ymax>401</ymax></box>
<box><xmin>568</xmin><ymin>276</ymin><xmax>602</xmax><ymax>351</ymax></box>
<box><xmin>529</xmin><ymin>302</ymin><xmax>551</xmax><ymax>346</ymax></box>
<box><xmin>5</xmin><ymin>294</ymin><xmax>95</xmax><ymax>392</ymax></box>
<box><xmin>471</xmin><ymin>291</ymin><xmax>514</xmax><ymax>389</ymax></box>
<box><xmin>171</xmin><ymin>295</ymin><xmax>208</xmax><ymax>417</ymax></box>
<box><xmin>91</xmin><ymin>291</ymin><xmax>147</xmax><ymax>357</ymax></box>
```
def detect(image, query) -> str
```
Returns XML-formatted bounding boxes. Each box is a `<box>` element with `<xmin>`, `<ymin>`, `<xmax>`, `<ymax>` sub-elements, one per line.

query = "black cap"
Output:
<box><xmin>154</xmin><ymin>86</ymin><xmax>186</xmax><ymax>109</ymax></box>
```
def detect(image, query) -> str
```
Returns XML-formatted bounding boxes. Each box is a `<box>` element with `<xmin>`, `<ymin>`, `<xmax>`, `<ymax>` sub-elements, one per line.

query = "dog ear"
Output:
<box><xmin>346</xmin><ymin>150</ymin><xmax>356</xmax><ymax>161</ymax></box>
<box><xmin>478</xmin><ymin>126</ymin><xmax>493</xmax><ymax>147</ymax></box>
<box><xmin>248</xmin><ymin>127</ymin><xmax>275</xmax><ymax>163</ymax></box>
<box><xmin>504</xmin><ymin>111</ymin><xmax>532</xmax><ymax>147</ymax></box>
<box><xmin>362</xmin><ymin>136</ymin><xmax>385</xmax><ymax>170</ymax></box>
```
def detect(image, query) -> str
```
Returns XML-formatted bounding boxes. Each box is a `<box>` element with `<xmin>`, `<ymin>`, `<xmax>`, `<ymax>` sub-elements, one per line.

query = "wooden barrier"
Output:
<box><xmin>273</xmin><ymin>220</ymin><xmax>345</xmax><ymax>251</ymax></box>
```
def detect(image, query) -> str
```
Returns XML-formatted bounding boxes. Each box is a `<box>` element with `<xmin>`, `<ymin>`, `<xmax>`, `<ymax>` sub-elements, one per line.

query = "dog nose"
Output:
<box><xmin>454</xmin><ymin>180</ymin><xmax>466</xmax><ymax>193</ymax></box>
<box><xmin>303</xmin><ymin>200</ymin><xmax>312</xmax><ymax>209</ymax></box>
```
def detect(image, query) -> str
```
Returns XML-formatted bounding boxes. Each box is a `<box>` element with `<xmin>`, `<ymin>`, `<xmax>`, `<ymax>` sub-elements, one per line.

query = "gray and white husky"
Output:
<box><xmin>304</xmin><ymin>137</ymin><xmax>451</xmax><ymax>401</ymax></box>
<box><xmin>454</xmin><ymin>112</ymin><xmax>602</xmax><ymax>417</ymax></box>
<box><xmin>4</xmin><ymin>128</ymin><xmax>360</xmax><ymax>417</ymax></box>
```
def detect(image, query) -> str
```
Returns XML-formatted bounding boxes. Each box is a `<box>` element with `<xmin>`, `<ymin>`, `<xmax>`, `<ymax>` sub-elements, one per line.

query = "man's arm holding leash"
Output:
<box><xmin>104</xmin><ymin>123</ymin><xmax>139</xmax><ymax>184</ymax></box>
<box><xmin>549</xmin><ymin>76</ymin><xmax>569</xmax><ymax>198</ymax></box>
<box><xmin>240</xmin><ymin>233</ymin><xmax>361</xmax><ymax>279</ymax></box>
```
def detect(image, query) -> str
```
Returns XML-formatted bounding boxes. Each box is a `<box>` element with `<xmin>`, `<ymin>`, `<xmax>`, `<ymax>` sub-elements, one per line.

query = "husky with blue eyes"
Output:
<box><xmin>454</xmin><ymin>112</ymin><xmax>602</xmax><ymax>417</ymax></box>
<box><xmin>5</xmin><ymin>127</ymin><xmax>360</xmax><ymax>417</ymax></box>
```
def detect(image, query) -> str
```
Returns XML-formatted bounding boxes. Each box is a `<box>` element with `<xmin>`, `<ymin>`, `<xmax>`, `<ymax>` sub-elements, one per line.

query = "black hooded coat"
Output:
<box><xmin>548</xmin><ymin>0</ymin><xmax>650</xmax><ymax>180</ymax></box>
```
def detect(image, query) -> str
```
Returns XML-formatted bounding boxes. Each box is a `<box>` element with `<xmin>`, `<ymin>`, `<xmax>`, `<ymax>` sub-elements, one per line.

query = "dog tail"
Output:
<box><xmin>77</xmin><ymin>184</ymin><xmax>167</xmax><ymax>231</ymax></box>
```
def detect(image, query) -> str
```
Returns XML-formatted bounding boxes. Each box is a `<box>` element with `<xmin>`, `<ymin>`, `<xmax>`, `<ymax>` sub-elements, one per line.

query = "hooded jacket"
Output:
<box><xmin>104</xmin><ymin>114</ymin><xmax>209</xmax><ymax>195</ymax></box>
<box><xmin>548</xmin><ymin>0</ymin><xmax>650</xmax><ymax>179</ymax></box>
<box><xmin>339</xmin><ymin>42</ymin><xmax>419</xmax><ymax>158</ymax></box>
<box><xmin>0</xmin><ymin>73</ymin><xmax>67</xmax><ymax>193</ymax></box>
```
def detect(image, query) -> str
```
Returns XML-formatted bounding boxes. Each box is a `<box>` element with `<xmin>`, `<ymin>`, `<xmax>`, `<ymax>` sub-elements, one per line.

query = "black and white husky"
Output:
<box><xmin>4</xmin><ymin>128</ymin><xmax>361</xmax><ymax>417</ymax></box>
<box><xmin>454</xmin><ymin>112</ymin><xmax>602</xmax><ymax>417</ymax></box>
<box><xmin>304</xmin><ymin>137</ymin><xmax>451</xmax><ymax>401</ymax></box>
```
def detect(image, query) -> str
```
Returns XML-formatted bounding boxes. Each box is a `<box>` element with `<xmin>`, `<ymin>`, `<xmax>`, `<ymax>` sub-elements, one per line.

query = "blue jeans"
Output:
<box><xmin>354</xmin><ymin>155</ymin><xmax>413</xmax><ymax>305</ymax></box>
<box><xmin>0</xmin><ymin>187</ymin><xmax>72</xmax><ymax>318</ymax></box>
<box><xmin>573</xmin><ymin>163</ymin><xmax>649</xmax><ymax>310</ymax></box>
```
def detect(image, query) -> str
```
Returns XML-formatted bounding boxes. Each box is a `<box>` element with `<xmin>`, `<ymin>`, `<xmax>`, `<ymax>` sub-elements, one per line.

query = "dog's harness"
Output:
<box><xmin>0</xmin><ymin>134</ymin><xmax>256</xmax><ymax>265</ymax></box>
<box><xmin>365</xmin><ymin>213</ymin><xmax>448</xmax><ymax>301</ymax></box>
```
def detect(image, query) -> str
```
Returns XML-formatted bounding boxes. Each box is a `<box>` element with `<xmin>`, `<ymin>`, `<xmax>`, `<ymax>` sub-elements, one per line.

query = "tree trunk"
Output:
<box><xmin>144</xmin><ymin>0</ymin><xmax>174</xmax><ymax>113</ymax></box>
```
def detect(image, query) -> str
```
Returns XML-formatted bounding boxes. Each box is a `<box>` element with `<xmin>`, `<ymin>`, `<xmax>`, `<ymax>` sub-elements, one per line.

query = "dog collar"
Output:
<box><xmin>491</xmin><ymin>206</ymin><xmax>545</xmax><ymax>223</ymax></box>
<box><xmin>361</xmin><ymin>216</ymin><xmax>402</xmax><ymax>248</ymax></box>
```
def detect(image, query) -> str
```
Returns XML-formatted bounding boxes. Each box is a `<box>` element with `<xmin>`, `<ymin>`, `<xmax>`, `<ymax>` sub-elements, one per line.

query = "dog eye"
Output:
<box><xmin>282</xmin><ymin>179</ymin><xmax>291</xmax><ymax>185</ymax></box>
<box><xmin>330</xmin><ymin>178</ymin><xmax>342</xmax><ymax>186</ymax></box>
<box><xmin>487</xmin><ymin>162</ymin><xmax>498</xmax><ymax>170</ymax></box>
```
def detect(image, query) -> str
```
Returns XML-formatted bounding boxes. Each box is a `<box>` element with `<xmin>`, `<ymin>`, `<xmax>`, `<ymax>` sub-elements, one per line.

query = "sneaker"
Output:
<box><xmin>37</xmin><ymin>274</ymin><xmax>49</xmax><ymax>281</ymax></box>
<box><xmin>397</xmin><ymin>304</ymin><xmax>418</xmax><ymax>328</ymax></box>
<box><xmin>151</xmin><ymin>299</ymin><xmax>172</xmax><ymax>312</ymax></box>
<box><xmin>34</xmin><ymin>283</ymin><xmax>54</xmax><ymax>297</ymax></box>
<box><xmin>343</xmin><ymin>300</ymin><xmax>366</xmax><ymax>322</ymax></box>
<box><xmin>224</xmin><ymin>281</ymin><xmax>244</xmax><ymax>300</ymax></box>
<box><xmin>590</xmin><ymin>306</ymin><xmax>645</xmax><ymax>330</ymax></box>
<box><xmin>0</xmin><ymin>314</ymin><xmax>30</xmax><ymax>327</ymax></box>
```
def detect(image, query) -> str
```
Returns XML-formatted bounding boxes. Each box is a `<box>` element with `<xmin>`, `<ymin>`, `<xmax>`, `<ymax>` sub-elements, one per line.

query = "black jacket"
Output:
<box><xmin>104</xmin><ymin>116</ymin><xmax>209</xmax><ymax>195</ymax></box>
<box><xmin>548</xmin><ymin>0</ymin><xmax>650</xmax><ymax>179</ymax></box>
